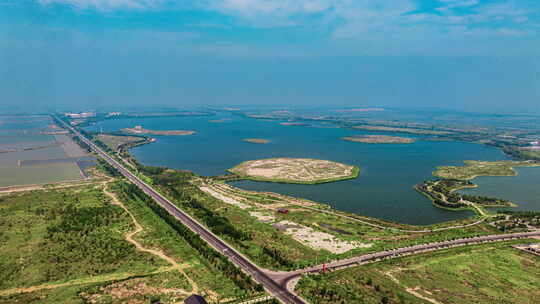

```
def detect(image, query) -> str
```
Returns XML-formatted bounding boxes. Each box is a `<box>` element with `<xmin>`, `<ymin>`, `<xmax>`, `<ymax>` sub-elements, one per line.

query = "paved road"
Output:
<box><xmin>56</xmin><ymin>115</ymin><xmax>540</xmax><ymax>302</ymax></box>
<box><xmin>54</xmin><ymin>116</ymin><xmax>307</xmax><ymax>304</ymax></box>
<box><xmin>267</xmin><ymin>229</ymin><xmax>540</xmax><ymax>289</ymax></box>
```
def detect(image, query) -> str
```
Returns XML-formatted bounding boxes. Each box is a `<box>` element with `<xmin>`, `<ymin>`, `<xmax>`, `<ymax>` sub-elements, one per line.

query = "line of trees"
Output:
<box><xmin>115</xmin><ymin>182</ymin><xmax>263</xmax><ymax>293</ymax></box>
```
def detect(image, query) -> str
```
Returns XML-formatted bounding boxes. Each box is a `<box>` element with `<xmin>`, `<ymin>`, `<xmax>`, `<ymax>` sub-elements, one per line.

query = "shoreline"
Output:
<box><xmin>113</xmin><ymin>134</ymin><xmax>529</xmax><ymax>227</ymax></box>
<box><xmin>108</xmin><ymin>141</ymin><xmax>488</xmax><ymax>227</ymax></box>
<box><xmin>434</xmin><ymin>160</ymin><xmax>540</xmax><ymax>181</ymax></box>
<box><xmin>228</xmin><ymin>158</ymin><xmax>360</xmax><ymax>185</ymax></box>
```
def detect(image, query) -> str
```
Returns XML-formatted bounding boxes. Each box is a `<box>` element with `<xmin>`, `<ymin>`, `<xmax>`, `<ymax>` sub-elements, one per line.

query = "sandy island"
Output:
<box><xmin>121</xmin><ymin>125</ymin><xmax>195</xmax><ymax>136</ymax></box>
<box><xmin>280</xmin><ymin>122</ymin><xmax>309</xmax><ymax>126</ymax></box>
<box><xmin>341</xmin><ymin>135</ymin><xmax>415</xmax><ymax>144</ymax></box>
<box><xmin>243</xmin><ymin>138</ymin><xmax>270</xmax><ymax>144</ymax></box>
<box><xmin>228</xmin><ymin>157</ymin><xmax>359</xmax><ymax>184</ymax></box>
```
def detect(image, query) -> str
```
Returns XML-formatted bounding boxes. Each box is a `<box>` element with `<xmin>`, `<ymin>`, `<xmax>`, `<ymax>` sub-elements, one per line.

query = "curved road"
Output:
<box><xmin>55</xmin><ymin>116</ymin><xmax>307</xmax><ymax>304</ymax></box>
<box><xmin>268</xmin><ymin>229</ymin><xmax>540</xmax><ymax>289</ymax></box>
<box><xmin>56</xmin><ymin>115</ymin><xmax>540</xmax><ymax>303</ymax></box>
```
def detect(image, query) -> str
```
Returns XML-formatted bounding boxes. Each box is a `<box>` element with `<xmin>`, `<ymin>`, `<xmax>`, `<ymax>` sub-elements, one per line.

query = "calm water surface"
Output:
<box><xmin>84</xmin><ymin>114</ymin><xmax>540</xmax><ymax>225</ymax></box>
<box><xmin>459</xmin><ymin>167</ymin><xmax>540</xmax><ymax>212</ymax></box>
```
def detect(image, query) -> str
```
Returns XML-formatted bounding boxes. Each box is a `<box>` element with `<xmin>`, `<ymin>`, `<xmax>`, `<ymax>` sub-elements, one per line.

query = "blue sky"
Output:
<box><xmin>1</xmin><ymin>0</ymin><xmax>539</xmax><ymax>113</ymax></box>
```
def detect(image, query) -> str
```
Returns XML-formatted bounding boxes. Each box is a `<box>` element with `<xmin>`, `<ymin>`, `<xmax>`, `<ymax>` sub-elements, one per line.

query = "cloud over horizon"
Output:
<box><xmin>1</xmin><ymin>0</ymin><xmax>538</xmax><ymax>111</ymax></box>
<box><xmin>28</xmin><ymin>0</ymin><xmax>539</xmax><ymax>57</ymax></box>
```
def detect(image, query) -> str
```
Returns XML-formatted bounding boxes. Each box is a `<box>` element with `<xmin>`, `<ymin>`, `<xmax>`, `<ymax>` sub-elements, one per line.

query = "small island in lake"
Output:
<box><xmin>228</xmin><ymin>157</ymin><xmax>359</xmax><ymax>184</ymax></box>
<box><xmin>243</xmin><ymin>138</ymin><xmax>270</xmax><ymax>144</ymax></box>
<box><xmin>280</xmin><ymin>122</ymin><xmax>309</xmax><ymax>126</ymax></box>
<box><xmin>341</xmin><ymin>135</ymin><xmax>415</xmax><ymax>144</ymax></box>
<box><xmin>352</xmin><ymin>125</ymin><xmax>453</xmax><ymax>135</ymax></box>
<box><xmin>121</xmin><ymin>125</ymin><xmax>195</xmax><ymax>136</ymax></box>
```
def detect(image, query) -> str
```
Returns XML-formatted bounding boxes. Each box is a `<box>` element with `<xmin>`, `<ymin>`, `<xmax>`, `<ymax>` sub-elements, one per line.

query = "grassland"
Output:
<box><xmin>296</xmin><ymin>240</ymin><xmax>540</xmax><ymax>304</ymax></box>
<box><xmin>121</xmin><ymin>126</ymin><xmax>195</xmax><ymax>136</ymax></box>
<box><xmin>341</xmin><ymin>135</ymin><xmax>415</xmax><ymax>144</ymax></box>
<box><xmin>136</xmin><ymin>165</ymin><xmax>502</xmax><ymax>271</ymax></box>
<box><xmin>228</xmin><ymin>158</ymin><xmax>359</xmax><ymax>184</ymax></box>
<box><xmin>514</xmin><ymin>148</ymin><xmax>540</xmax><ymax>161</ymax></box>
<box><xmin>0</xmin><ymin>176</ymin><xmax>253</xmax><ymax>303</ymax></box>
<box><xmin>110</xmin><ymin>181</ymin><xmax>257</xmax><ymax>301</ymax></box>
<box><xmin>433</xmin><ymin>160</ymin><xmax>540</xmax><ymax>180</ymax></box>
<box><xmin>0</xmin><ymin>186</ymin><xmax>166</xmax><ymax>294</ymax></box>
<box><xmin>95</xmin><ymin>134</ymin><xmax>148</xmax><ymax>151</ymax></box>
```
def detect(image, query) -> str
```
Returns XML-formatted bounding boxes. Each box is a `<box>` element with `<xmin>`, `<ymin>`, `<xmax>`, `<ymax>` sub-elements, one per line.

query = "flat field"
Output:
<box><xmin>0</xmin><ymin>116</ymin><xmax>88</xmax><ymax>187</ymax></box>
<box><xmin>173</xmin><ymin>177</ymin><xmax>501</xmax><ymax>270</ymax></box>
<box><xmin>0</xmin><ymin>186</ymin><xmax>167</xmax><ymax>299</ymax></box>
<box><xmin>434</xmin><ymin>160</ymin><xmax>540</xmax><ymax>180</ymax></box>
<box><xmin>0</xmin><ymin>163</ymin><xmax>82</xmax><ymax>187</ymax></box>
<box><xmin>228</xmin><ymin>157</ymin><xmax>359</xmax><ymax>184</ymax></box>
<box><xmin>0</xmin><ymin>181</ymin><xmax>248</xmax><ymax>303</ymax></box>
<box><xmin>96</xmin><ymin>134</ymin><xmax>147</xmax><ymax>151</ymax></box>
<box><xmin>296</xmin><ymin>240</ymin><xmax>540</xmax><ymax>304</ymax></box>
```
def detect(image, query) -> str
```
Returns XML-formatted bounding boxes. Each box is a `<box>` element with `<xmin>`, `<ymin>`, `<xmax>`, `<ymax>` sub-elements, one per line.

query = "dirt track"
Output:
<box><xmin>0</xmin><ymin>182</ymin><xmax>197</xmax><ymax>299</ymax></box>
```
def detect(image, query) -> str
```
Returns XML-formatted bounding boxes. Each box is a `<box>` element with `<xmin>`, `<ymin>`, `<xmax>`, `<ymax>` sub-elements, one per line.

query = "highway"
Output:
<box><xmin>55</xmin><ymin>115</ymin><xmax>540</xmax><ymax>303</ymax></box>
<box><xmin>268</xmin><ymin>229</ymin><xmax>540</xmax><ymax>289</ymax></box>
<box><xmin>54</xmin><ymin>116</ymin><xmax>307</xmax><ymax>304</ymax></box>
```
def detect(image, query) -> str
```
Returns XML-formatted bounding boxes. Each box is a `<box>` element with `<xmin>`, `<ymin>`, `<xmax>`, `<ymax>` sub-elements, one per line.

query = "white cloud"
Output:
<box><xmin>38</xmin><ymin>0</ymin><xmax>165</xmax><ymax>10</ymax></box>
<box><xmin>34</xmin><ymin>0</ymin><xmax>540</xmax><ymax>56</ymax></box>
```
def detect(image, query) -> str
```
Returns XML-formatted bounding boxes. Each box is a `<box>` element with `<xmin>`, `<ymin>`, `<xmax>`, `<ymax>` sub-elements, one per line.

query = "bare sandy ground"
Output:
<box><xmin>249</xmin><ymin>211</ymin><xmax>276</xmax><ymax>223</ymax></box>
<box><xmin>230</xmin><ymin>158</ymin><xmax>356</xmax><ymax>183</ymax></box>
<box><xmin>200</xmin><ymin>186</ymin><xmax>250</xmax><ymax>209</ymax></box>
<box><xmin>275</xmin><ymin>220</ymin><xmax>371</xmax><ymax>254</ymax></box>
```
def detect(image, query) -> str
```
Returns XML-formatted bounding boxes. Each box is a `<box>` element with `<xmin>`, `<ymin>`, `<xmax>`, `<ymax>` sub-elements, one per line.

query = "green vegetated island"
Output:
<box><xmin>416</xmin><ymin>160</ymin><xmax>540</xmax><ymax>212</ymax></box>
<box><xmin>341</xmin><ymin>135</ymin><xmax>415</xmax><ymax>144</ymax></box>
<box><xmin>433</xmin><ymin>160</ymin><xmax>540</xmax><ymax>180</ymax></box>
<box><xmin>228</xmin><ymin>157</ymin><xmax>359</xmax><ymax>184</ymax></box>
<box><xmin>243</xmin><ymin>138</ymin><xmax>270</xmax><ymax>144</ymax></box>
<box><xmin>95</xmin><ymin>134</ymin><xmax>153</xmax><ymax>151</ymax></box>
<box><xmin>121</xmin><ymin>126</ymin><xmax>195</xmax><ymax>136</ymax></box>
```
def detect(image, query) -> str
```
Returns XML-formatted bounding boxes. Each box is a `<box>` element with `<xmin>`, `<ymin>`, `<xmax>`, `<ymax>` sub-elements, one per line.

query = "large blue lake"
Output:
<box><xmin>86</xmin><ymin>113</ymin><xmax>539</xmax><ymax>225</ymax></box>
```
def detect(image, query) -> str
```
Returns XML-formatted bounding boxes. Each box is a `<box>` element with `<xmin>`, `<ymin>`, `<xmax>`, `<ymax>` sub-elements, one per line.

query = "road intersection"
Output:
<box><xmin>57</xmin><ymin>115</ymin><xmax>540</xmax><ymax>304</ymax></box>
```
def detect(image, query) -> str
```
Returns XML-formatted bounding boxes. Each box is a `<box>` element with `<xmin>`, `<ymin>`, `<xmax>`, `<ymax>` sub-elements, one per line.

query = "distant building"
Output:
<box><xmin>64</xmin><ymin>112</ymin><xmax>96</xmax><ymax>118</ymax></box>
<box><xmin>184</xmin><ymin>294</ymin><xmax>208</xmax><ymax>304</ymax></box>
<box><xmin>107</xmin><ymin>112</ymin><xmax>122</xmax><ymax>116</ymax></box>
<box><xmin>531</xmin><ymin>141</ymin><xmax>539</xmax><ymax>146</ymax></box>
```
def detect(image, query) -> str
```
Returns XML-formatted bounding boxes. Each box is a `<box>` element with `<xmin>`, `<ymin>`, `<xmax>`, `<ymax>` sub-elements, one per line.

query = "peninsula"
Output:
<box><xmin>121</xmin><ymin>125</ymin><xmax>195</xmax><ymax>136</ymax></box>
<box><xmin>434</xmin><ymin>160</ymin><xmax>540</xmax><ymax>180</ymax></box>
<box><xmin>228</xmin><ymin>157</ymin><xmax>359</xmax><ymax>184</ymax></box>
<box><xmin>341</xmin><ymin>135</ymin><xmax>415</xmax><ymax>144</ymax></box>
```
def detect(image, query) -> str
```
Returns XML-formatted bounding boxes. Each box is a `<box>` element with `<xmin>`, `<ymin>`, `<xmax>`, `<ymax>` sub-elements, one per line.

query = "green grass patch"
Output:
<box><xmin>433</xmin><ymin>160</ymin><xmax>539</xmax><ymax>180</ymax></box>
<box><xmin>297</xmin><ymin>240</ymin><xmax>540</xmax><ymax>304</ymax></box>
<box><xmin>0</xmin><ymin>186</ymin><xmax>165</xmax><ymax>290</ymax></box>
